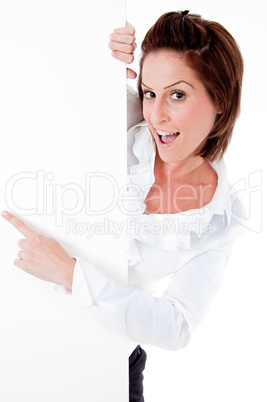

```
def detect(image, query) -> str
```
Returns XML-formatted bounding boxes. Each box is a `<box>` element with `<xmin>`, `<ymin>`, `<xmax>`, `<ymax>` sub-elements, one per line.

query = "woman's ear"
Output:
<box><xmin>216</xmin><ymin>101</ymin><xmax>224</xmax><ymax>115</ymax></box>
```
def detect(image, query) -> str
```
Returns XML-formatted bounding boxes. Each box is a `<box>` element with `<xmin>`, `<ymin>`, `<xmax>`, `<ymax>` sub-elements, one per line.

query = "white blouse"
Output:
<box><xmin>71</xmin><ymin>86</ymin><xmax>245</xmax><ymax>351</ymax></box>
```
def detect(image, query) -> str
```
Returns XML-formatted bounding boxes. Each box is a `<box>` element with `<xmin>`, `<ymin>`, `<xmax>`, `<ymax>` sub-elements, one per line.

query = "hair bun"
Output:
<box><xmin>181</xmin><ymin>10</ymin><xmax>190</xmax><ymax>17</ymax></box>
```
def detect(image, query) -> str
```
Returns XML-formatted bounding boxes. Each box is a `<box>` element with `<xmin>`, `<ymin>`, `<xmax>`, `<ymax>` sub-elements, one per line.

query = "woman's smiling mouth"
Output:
<box><xmin>156</xmin><ymin>129</ymin><xmax>180</xmax><ymax>147</ymax></box>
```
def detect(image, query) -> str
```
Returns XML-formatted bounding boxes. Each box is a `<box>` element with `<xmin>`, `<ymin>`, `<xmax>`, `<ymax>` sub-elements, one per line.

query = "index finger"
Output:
<box><xmin>113</xmin><ymin>21</ymin><xmax>135</xmax><ymax>35</ymax></box>
<box><xmin>2</xmin><ymin>211</ymin><xmax>36</xmax><ymax>238</ymax></box>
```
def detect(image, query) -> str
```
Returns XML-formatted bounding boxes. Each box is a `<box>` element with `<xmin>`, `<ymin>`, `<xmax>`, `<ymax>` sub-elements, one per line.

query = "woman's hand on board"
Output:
<box><xmin>109</xmin><ymin>21</ymin><xmax>137</xmax><ymax>79</ymax></box>
<box><xmin>2</xmin><ymin>211</ymin><xmax>75</xmax><ymax>292</ymax></box>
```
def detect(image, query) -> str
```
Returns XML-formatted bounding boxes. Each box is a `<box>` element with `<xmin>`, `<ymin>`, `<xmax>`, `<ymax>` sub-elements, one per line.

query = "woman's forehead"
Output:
<box><xmin>142</xmin><ymin>51</ymin><xmax>198</xmax><ymax>86</ymax></box>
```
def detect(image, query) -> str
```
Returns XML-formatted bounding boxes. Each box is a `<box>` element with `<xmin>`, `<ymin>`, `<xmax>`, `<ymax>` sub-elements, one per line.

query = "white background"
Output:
<box><xmin>0</xmin><ymin>0</ymin><xmax>266</xmax><ymax>401</ymax></box>
<box><xmin>0</xmin><ymin>1</ymin><xmax>128</xmax><ymax>401</ymax></box>
<box><xmin>127</xmin><ymin>0</ymin><xmax>267</xmax><ymax>401</ymax></box>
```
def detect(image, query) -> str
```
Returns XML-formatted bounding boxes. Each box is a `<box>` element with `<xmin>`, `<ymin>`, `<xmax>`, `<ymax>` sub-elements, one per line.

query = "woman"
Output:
<box><xmin>2</xmin><ymin>11</ymin><xmax>244</xmax><ymax>402</ymax></box>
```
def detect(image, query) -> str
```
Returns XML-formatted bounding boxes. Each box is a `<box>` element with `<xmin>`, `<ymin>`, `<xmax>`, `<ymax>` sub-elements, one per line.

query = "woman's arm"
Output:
<box><xmin>71</xmin><ymin>243</ymin><xmax>232</xmax><ymax>351</ymax></box>
<box><xmin>127</xmin><ymin>85</ymin><xmax>143</xmax><ymax>130</ymax></box>
<box><xmin>2</xmin><ymin>211</ymin><xmax>232</xmax><ymax>351</ymax></box>
<box><xmin>109</xmin><ymin>21</ymin><xmax>137</xmax><ymax>79</ymax></box>
<box><xmin>109</xmin><ymin>22</ymin><xmax>143</xmax><ymax>128</ymax></box>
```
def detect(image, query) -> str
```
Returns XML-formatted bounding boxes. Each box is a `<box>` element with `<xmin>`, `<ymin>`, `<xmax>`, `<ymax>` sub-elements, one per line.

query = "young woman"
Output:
<box><xmin>3</xmin><ymin>11</ymin><xmax>244</xmax><ymax>402</ymax></box>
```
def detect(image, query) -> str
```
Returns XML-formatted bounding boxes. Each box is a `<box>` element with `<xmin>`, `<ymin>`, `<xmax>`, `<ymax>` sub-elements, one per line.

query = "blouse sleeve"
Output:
<box><xmin>71</xmin><ymin>240</ymin><xmax>232</xmax><ymax>351</ymax></box>
<box><xmin>127</xmin><ymin>84</ymin><xmax>143</xmax><ymax>130</ymax></box>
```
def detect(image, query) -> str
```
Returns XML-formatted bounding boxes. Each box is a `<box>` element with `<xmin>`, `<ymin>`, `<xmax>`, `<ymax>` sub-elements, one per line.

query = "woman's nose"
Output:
<box><xmin>150</xmin><ymin>99</ymin><xmax>170</xmax><ymax>126</ymax></box>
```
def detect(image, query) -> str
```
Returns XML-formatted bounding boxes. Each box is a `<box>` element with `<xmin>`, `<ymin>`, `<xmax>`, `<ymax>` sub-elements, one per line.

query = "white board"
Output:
<box><xmin>0</xmin><ymin>1</ymin><xmax>128</xmax><ymax>401</ymax></box>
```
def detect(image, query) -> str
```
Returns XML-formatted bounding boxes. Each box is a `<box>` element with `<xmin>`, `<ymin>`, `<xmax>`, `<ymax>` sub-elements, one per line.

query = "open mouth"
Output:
<box><xmin>156</xmin><ymin>129</ymin><xmax>180</xmax><ymax>146</ymax></box>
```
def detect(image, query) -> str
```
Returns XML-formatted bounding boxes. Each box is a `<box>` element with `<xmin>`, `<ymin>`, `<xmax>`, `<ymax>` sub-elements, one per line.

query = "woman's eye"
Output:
<box><xmin>143</xmin><ymin>91</ymin><xmax>155</xmax><ymax>99</ymax></box>
<box><xmin>171</xmin><ymin>91</ymin><xmax>185</xmax><ymax>101</ymax></box>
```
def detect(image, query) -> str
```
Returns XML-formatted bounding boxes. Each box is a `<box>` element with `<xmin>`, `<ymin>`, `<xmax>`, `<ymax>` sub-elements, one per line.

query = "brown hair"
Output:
<box><xmin>137</xmin><ymin>11</ymin><xmax>244</xmax><ymax>161</ymax></box>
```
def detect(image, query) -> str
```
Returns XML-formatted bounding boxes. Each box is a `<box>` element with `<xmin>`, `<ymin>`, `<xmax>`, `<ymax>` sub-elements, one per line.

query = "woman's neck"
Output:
<box><xmin>144</xmin><ymin>153</ymin><xmax>217</xmax><ymax>215</ymax></box>
<box><xmin>155</xmin><ymin>152</ymin><xmax>205</xmax><ymax>181</ymax></box>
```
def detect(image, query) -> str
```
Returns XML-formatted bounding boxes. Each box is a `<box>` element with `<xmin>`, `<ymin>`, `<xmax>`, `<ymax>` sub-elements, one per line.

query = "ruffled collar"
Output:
<box><xmin>126</xmin><ymin>120</ymin><xmax>232</xmax><ymax>255</ymax></box>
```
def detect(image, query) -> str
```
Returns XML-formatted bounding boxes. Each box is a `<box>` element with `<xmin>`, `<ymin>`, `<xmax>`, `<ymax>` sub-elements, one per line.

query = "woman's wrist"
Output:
<box><xmin>60</xmin><ymin>257</ymin><xmax>76</xmax><ymax>292</ymax></box>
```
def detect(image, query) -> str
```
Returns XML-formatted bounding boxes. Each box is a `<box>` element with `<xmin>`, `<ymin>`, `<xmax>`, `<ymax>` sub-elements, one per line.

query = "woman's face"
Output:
<box><xmin>141</xmin><ymin>50</ymin><xmax>222</xmax><ymax>166</ymax></box>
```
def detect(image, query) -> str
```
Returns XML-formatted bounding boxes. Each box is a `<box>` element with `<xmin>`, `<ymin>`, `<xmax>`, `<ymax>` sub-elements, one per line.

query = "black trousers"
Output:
<box><xmin>129</xmin><ymin>345</ymin><xmax>147</xmax><ymax>402</ymax></box>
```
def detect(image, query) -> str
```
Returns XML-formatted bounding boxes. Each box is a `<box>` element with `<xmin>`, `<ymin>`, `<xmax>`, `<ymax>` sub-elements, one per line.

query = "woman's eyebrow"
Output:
<box><xmin>142</xmin><ymin>81</ymin><xmax>194</xmax><ymax>89</ymax></box>
<box><xmin>141</xmin><ymin>82</ymin><xmax>152</xmax><ymax>89</ymax></box>
<box><xmin>164</xmin><ymin>80</ymin><xmax>194</xmax><ymax>89</ymax></box>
